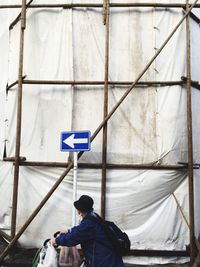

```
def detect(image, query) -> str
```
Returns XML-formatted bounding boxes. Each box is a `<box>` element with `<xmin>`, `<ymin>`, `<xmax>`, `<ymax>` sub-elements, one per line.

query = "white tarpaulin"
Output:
<box><xmin>0</xmin><ymin>0</ymin><xmax>200</xmax><ymax>265</ymax></box>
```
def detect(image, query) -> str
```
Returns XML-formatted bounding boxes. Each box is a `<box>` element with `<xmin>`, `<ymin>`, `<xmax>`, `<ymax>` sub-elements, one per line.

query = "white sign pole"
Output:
<box><xmin>72</xmin><ymin>151</ymin><xmax>78</xmax><ymax>226</ymax></box>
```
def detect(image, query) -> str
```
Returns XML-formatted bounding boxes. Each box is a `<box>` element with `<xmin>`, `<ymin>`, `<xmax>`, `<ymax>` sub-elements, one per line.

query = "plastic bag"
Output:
<box><xmin>32</xmin><ymin>247</ymin><xmax>44</xmax><ymax>267</ymax></box>
<box><xmin>59</xmin><ymin>246</ymin><xmax>81</xmax><ymax>267</ymax></box>
<box><xmin>32</xmin><ymin>245</ymin><xmax>48</xmax><ymax>267</ymax></box>
<box><xmin>42</xmin><ymin>243</ymin><xmax>58</xmax><ymax>267</ymax></box>
<box><xmin>80</xmin><ymin>260</ymin><xmax>87</xmax><ymax>267</ymax></box>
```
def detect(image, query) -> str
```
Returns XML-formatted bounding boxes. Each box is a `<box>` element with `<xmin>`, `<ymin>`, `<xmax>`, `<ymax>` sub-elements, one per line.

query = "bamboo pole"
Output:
<box><xmin>101</xmin><ymin>0</ymin><xmax>110</xmax><ymax>219</ymax></box>
<box><xmin>2</xmin><ymin>158</ymin><xmax>188</xmax><ymax>169</ymax></box>
<box><xmin>186</xmin><ymin>0</ymin><xmax>196</xmax><ymax>264</ymax></box>
<box><xmin>0</xmin><ymin>0</ymin><xmax>198</xmax><ymax>262</ymax></box>
<box><xmin>1</xmin><ymin>3</ymin><xmax>200</xmax><ymax>9</ymax></box>
<box><xmin>172</xmin><ymin>193</ymin><xmax>190</xmax><ymax>228</ymax></box>
<box><xmin>6</xmin><ymin>78</ymin><xmax>200</xmax><ymax>91</ymax></box>
<box><xmin>18</xmin><ymin>162</ymin><xmax>188</xmax><ymax>170</ymax></box>
<box><xmin>23</xmin><ymin>79</ymin><xmax>183</xmax><ymax>86</ymax></box>
<box><xmin>10</xmin><ymin>0</ymin><xmax>26</xmax><ymax>239</ymax></box>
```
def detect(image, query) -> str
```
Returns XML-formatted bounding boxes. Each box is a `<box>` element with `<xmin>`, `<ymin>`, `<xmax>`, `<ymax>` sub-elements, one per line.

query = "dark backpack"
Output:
<box><xmin>88</xmin><ymin>213</ymin><xmax>131</xmax><ymax>256</ymax></box>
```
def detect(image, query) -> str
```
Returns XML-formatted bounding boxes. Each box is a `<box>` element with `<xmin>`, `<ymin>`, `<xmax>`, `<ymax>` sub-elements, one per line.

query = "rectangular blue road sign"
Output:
<box><xmin>61</xmin><ymin>131</ymin><xmax>91</xmax><ymax>152</ymax></box>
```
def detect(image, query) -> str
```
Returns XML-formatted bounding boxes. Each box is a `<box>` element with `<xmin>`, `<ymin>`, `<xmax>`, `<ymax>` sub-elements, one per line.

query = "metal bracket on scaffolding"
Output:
<box><xmin>178</xmin><ymin>162</ymin><xmax>200</xmax><ymax>169</ymax></box>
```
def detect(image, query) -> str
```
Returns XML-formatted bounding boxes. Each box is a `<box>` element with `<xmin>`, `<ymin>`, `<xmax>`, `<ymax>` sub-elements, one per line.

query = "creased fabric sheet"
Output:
<box><xmin>107</xmin><ymin>86</ymin><xmax>158</xmax><ymax>164</ymax></box>
<box><xmin>14</xmin><ymin>166</ymin><xmax>102</xmax><ymax>247</ymax></box>
<box><xmin>6</xmin><ymin>8</ymin><xmax>74</xmax><ymax>161</ymax></box>
<box><xmin>72</xmin><ymin>7</ymin><xmax>105</xmax><ymax>81</ymax></box>
<box><xmin>107</xmin><ymin>169</ymin><xmax>189</xmax><ymax>264</ymax></box>
<box><xmin>0</xmin><ymin>9</ymin><xmax>9</xmax><ymax>159</ymax></box>
<box><xmin>11</xmin><ymin>166</ymin><xmax>189</xmax><ymax>265</ymax></box>
<box><xmin>0</xmin><ymin>162</ymin><xmax>13</xmax><ymax>232</ymax></box>
<box><xmin>0</xmin><ymin>7</ymin><xmax>23</xmax><ymax>158</ymax></box>
<box><xmin>72</xmin><ymin>86</ymin><xmax>104</xmax><ymax>163</ymax></box>
<box><xmin>110</xmin><ymin>7</ymin><xmax>155</xmax><ymax>81</ymax></box>
<box><xmin>192</xmin><ymin>89</ymin><xmax>200</xmax><ymax>238</ymax></box>
<box><xmin>71</xmin><ymin>7</ymin><xmax>105</xmax><ymax>162</ymax></box>
<box><xmin>189</xmin><ymin>11</ymin><xmax>200</xmax><ymax>240</ymax></box>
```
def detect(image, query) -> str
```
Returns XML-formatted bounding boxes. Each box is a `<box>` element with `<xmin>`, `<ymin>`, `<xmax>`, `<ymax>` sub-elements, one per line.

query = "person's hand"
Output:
<box><xmin>54</xmin><ymin>230</ymin><xmax>68</xmax><ymax>238</ymax></box>
<box><xmin>59</xmin><ymin>230</ymin><xmax>68</xmax><ymax>234</ymax></box>
<box><xmin>50</xmin><ymin>238</ymin><xmax>57</xmax><ymax>246</ymax></box>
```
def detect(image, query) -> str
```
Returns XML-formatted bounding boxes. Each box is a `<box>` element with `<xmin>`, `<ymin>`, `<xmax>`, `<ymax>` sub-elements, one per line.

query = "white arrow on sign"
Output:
<box><xmin>63</xmin><ymin>134</ymin><xmax>88</xmax><ymax>149</ymax></box>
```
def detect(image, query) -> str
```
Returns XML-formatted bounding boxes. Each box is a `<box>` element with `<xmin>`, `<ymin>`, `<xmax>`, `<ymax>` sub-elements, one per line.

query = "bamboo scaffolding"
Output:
<box><xmin>186</xmin><ymin>0</ymin><xmax>196</xmax><ymax>263</ymax></box>
<box><xmin>101</xmin><ymin>0</ymin><xmax>109</xmax><ymax>219</ymax></box>
<box><xmin>0</xmin><ymin>0</ymin><xmax>199</xmax><ymax>263</ymax></box>
<box><xmin>10</xmin><ymin>0</ymin><xmax>26</xmax><ymax>239</ymax></box>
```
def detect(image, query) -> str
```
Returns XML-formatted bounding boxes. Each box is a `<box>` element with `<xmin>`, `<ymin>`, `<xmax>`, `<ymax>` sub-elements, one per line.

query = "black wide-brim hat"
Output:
<box><xmin>74</xmin><ymin>195</ymin><xmax>94</xmax><ymax>213</ymax></box>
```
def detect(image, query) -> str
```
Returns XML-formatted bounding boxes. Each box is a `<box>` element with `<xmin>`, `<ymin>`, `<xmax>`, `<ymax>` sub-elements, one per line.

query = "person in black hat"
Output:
<box><xmin>50</xmin><ymin>195</ymin><xmax>124</xmax><ymax>267</ymax></box>
<box><xmin>74</xmin><ymin>195</ymin><xmax>94</xmax><ymax>215</ymax></box>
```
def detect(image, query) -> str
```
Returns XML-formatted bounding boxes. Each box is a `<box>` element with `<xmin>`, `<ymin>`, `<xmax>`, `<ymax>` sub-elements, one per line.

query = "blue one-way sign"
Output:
<box><xmin>61</xmin><ymin>131</ymin><xmax>91</xmax><ymax>152</ymax></box>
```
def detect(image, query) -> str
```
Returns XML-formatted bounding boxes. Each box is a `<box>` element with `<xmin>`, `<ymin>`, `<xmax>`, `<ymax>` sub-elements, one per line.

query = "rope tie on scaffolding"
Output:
<box><xmin>9</xmin><ymin>0</ymin><xmax>33</xmax><ymax>30</ymax></box>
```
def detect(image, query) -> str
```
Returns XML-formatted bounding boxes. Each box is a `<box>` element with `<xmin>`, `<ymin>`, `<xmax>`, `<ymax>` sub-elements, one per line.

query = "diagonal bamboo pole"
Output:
<box><xmin>172</xmin><ymin>192</ymin><xmax>200</xmax><ymax>264</ymax></box>
<box><xmin>172</xmin><ymin>192</ymin><xmax>190</xmax><ymax>228</ymax></box>
<box><xmin>0</xmin><ymin>0</ymin><xmax>198</xmax><ymax>262</ymax></box>
<box><xmin>172</xmin><ymin>193</ymin><xmax>200</xmax><ymax>267</ymax></box>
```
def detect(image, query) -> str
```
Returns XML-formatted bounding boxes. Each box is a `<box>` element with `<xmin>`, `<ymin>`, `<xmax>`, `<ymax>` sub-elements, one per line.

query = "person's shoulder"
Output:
<box><xmin>77</xmin><ymin>215</ymin><xmax>96</xmax><ymax>231</ymax></box>
<box><xmin>83</xmin><ymin>212</ymin><xmax>99</xmax><ymax>224</ymax></box>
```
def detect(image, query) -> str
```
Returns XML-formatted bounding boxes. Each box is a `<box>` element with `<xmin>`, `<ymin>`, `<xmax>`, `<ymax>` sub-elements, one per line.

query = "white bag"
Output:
<box><xmin>42</xmin><ymin>243</ymin><xmax>58</xmax><ymax>267</ymax></box>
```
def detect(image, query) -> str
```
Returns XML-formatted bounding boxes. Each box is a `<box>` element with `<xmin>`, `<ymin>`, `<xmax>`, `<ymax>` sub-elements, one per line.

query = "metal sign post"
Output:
<box><xmin>61</xmin><ymin>130</ymin><xmax>91</xmax><ymax>226</ymax></box>
<box><xmin>72</xmin><ymin>151</ymin><xmax>78</xmax><ymax>226</ymax></box>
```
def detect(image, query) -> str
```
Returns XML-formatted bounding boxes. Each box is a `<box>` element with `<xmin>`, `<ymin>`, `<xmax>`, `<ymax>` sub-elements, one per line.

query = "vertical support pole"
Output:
<box><xmin>186</xmin><ymin>0</ymin><xmax>195</xmax><ymax>264</ymax></box>
<box><xmin>72</xmin><ymin>152</ymin><xmax>78</xmax><ymax>226</ymax></box>
<box><xmin>101</xmin><ymin>0</ymin><xmax>110</xmax><ymax>218</ymax></box>
<box><xmin>10</xmin><ymin>0</ymin><xmax>26</xmax><ymax>239</ymax></box>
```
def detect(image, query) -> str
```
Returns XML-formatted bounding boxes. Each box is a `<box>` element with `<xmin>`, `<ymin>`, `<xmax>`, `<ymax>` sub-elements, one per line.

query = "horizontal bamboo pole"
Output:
<box><xmin>6</xmin><ymin>78</ymin><xmax>200</xmax><ymax>91</ymax></box>
<box><xmin>128</xmin><ymin>249</ymin><xmax>189</xmax><ymax>257</ymax></box>
<box><xmin>1</xmin><ymin>3</ymin><xmax>200</xmax><ymax>9</ymax></box>
<box><xmin>6</xmin><ymin>79</ymin><xmax>184</xmax><ymax>90</ymax></box>
<box><xmin>4</xmin><ymin>156</ymin><xmax>26</xmax><ymax>162</ymax></box>
<box><xmin>23</xmin><ymin>79</ymin><xmax>183</xmax><ymax>86</ymax></box>
<box><xmin>3</xmin><ymin>158</ymin><xmax>187</xmax><ymax>170</ymax></box>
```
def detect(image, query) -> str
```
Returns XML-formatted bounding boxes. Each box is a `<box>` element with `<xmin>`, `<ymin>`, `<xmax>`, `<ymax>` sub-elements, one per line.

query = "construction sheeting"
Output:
<box><xmin>0</xmin><ymin>0</ymin><xmax>200</xmax><ymax>264</ymax></box>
